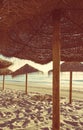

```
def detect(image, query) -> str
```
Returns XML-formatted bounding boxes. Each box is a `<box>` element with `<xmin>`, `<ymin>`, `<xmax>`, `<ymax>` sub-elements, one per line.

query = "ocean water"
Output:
<box><xmin>0</xmin><ymin>72</ymin><xmax>83</xmax><ymax>91</ymax></box>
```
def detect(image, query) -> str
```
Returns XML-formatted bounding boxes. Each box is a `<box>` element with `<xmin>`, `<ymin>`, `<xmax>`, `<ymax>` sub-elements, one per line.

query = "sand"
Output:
<box><xmin>0</xmin><ymin>81</ymin><xmax>83</xmax><ymax>130</ymax></box>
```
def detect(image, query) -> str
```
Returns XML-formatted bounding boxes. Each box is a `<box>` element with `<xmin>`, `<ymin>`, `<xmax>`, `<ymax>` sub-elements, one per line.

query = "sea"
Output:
<box><xmin>0</xmin><ymin>72</ymin><xmax>83</xmax><ymax>92</ymax></box>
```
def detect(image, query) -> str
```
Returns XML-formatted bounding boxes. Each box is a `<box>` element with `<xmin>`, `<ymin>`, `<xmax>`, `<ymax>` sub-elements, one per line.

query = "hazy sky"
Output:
<box><xmin>0</xmin><ymin>55</ymin><xmax>53</xmax><ymax>72</ymax></box>
<box><xmin>0</xmin><ymin>55</ymin><xmax>83</xmax><ymax>80</ymax></box>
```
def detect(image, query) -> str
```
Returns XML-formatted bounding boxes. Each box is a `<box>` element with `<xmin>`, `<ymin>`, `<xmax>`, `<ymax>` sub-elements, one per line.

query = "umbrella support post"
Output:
<box><xmin>3</xmin><ymin>75</ymin><xmax>5</xmax><ymax>90</ymax></box>
<box><xmin>69</xmin><ymin>71</ymin><xmax>72</xmax><ymax>104</ymax></box>
<box><xmin>25</xmin><ymin>73</ymin><xmax>28</xmax><ymax>94</ymax></box>
<box><xmin>52</xmin><ymin>10</ymin><xmax>61</xmax><ymax>130</ymax></box>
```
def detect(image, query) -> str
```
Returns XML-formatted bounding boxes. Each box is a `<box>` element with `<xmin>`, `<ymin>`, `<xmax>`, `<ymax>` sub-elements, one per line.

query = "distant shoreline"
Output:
<box><xmin>0</xmin><ymin>81</ymin><xmax>83</xmax><ymax>101</ymax></box>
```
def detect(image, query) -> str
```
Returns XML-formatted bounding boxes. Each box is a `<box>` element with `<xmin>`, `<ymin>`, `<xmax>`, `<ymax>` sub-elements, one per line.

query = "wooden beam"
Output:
<box><xmin>69</xmin><ymin>71</ymin><xmax>72</xmax><ymax>104</ymax></box>
<box><xmin>3</xmin><ymin>75</ymin><xmax>5</xmax><ymax>90</ymax></box>
<box><xmin>25</xmin><ymin>73</ymin><xmax>28</xmax><ymax>94</ymax></box>
<box><xmin>52</xmin><ymin>10</ymin><xmax>61</xmax><ymax>130</ymax></box>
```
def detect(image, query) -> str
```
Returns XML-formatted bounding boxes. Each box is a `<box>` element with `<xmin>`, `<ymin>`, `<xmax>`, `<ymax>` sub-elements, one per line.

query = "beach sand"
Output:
<box><xmin>0</xmin><ymin>81</ymin><xmax>83</xmax><ymax>130</ymax></box>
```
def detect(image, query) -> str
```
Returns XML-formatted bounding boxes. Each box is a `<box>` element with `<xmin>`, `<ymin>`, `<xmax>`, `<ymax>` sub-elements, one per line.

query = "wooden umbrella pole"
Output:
<box><xmin>52</xmin><ymin>10</ymin><xmax>61</xmax><ymax>130</ymax></box>
<box><xmin>69</xmin><ymin>71</ymin><xmax>72</xmax><ymax>104</ymax></box>
<box><xmin>3</xmin><ymin>75</ymin><xmax>5</xmax><ymax>90</ymax></box>
<box><xmin>25</xmin><ymin>73</ymin><xmax>28</xmax><ymax>94</ymax></box>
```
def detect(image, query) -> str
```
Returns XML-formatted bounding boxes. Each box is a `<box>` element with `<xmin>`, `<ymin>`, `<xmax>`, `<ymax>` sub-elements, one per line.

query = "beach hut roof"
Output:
<box><xmin>0</xmin><ymin>68</ymin><xmax>12</xmax><ymax>75</ymax></box>
<box><xmin>12</xmin><ymin>64</ymin><xmax>41</xmax><ymax>77</ymax></box>
<box><xmin>0</xmin><ymin>58</ymin><xmax>12</xmax><ymax>68</ymax></box>
<box><xmin>0</xmin><ymin>1</ymin><xmax>83</xmax><ymax>64</ymax></box>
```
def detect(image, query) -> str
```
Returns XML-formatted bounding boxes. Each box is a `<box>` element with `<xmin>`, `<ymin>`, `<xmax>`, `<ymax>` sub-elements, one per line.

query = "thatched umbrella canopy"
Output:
<box><xmin>61</xmin><ymin>62</ymin><xmax>83</xmax><ymax>72</ymax></box>
<box><xmin>0</xmin><ymin>0</ymin><xmax>83</xmax><ymax>30</ymax></box>
<box><xmin>0</xmin><ymin>1</ymin><xmax>83</xmax><ymax>130</ymax></box>
<box><xmin>0</xmin><ymin>4</ymin><xmax>83</xmax><ymax>64</ymax></box>
<box><xmin>0</xmin><ymin>58</ymin><xmax>12</xmax><ymax>90</ymax></box>
<box><xmin>61</xmin><ymin>62</ymin><xmax>83</xmax><ymax>104</ymax></box>
<box><xmin>0</xmin><ymin>58</ymin><xmax>12</xmax><ymax>68</ymax></box>
<box><xmin>0</xmin><ymin>68</ymin><xmax>12</xmax><ymax>90</ymax></box>
<box><xmin>0</xmin><ymin>68</ymin><xmax>12</xmax><ymax>75</ymax></box>
<box><xmin>0</xmin><ymin>11</ymin><xmax>83</xmax><ymax>64</ymax></box>
<box><xmin>12</xmin><ymin>64</ymin><xmax>41</xmax><ymax>94</ymax></box>
<box><xmin>48</xmin><ymin>62</ymin><xmax>83</xmax><ymax>104</ymax></box>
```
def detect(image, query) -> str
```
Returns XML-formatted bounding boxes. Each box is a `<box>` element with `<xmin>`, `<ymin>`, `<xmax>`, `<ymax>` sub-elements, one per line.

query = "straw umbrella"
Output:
<box><xmin>0</xmin><ymin>58</ymin><xmax>12</xmax><ymax>68</ymax></box>
<box><xmin>61</xmin><ymin>62</ymin><xmax>83</xmax><ymax>104</ymax></box>
<box><xmin>0</xmin><ymin>8</ymin><xmax>83</xmax><ymax>63</ymax></box>
<box><xmin>0</xmin><ymin>17</ymin><xmax>83</xmax><ymax>130</ymax></box>
<box><xmin>0</xmin><ymin>68</ymin><xmax>12</xmax><ymax>90</ymax></box>
<box><xmin>0</xmin><ymin>1</ymin><xmax>83</xmax><ymax>30</ymax></box>
<box><xmin>12</xmin><ymin>64</ymin><xmax>41</xmax><ymax>94</ymax></box>
<box><xmin>49</xmin><ymin>62</ymin><xmax>83</xmax><ymax>104</ymax></box>
<box><xmin>0</xmin><ymin>2</ymin><xmax>83</xmax><ymax>130</ymax></box>
<box><xmin>0</xmin><ymin>58</ymin><xmax>12</xmax><ymax>90</ymax></box>
<box><xmin>0</xmin><ymin>0</ymin><xmax>83</xmax><ymax>30</ymax></box>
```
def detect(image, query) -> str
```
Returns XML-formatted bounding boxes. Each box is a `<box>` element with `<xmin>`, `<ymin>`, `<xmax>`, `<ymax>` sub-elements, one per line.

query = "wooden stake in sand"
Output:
<box><xmin>25</xmin><ymin>73</ymin><xmax>28</xmax><ymax>94</ymax></box>
<box><xmin>3</xmin><ymin>75</ymin><xmax>5</xmax><ymax>90</ymax></box>
<box><xmin>52</xmin><ymin>10</ymin><xmax>61</xmax><ymax>130</ymax></box>
<box><xmin>69</xmin><ymin>71</ymin><xmax>72</xmax><ymax>104</ymax></box>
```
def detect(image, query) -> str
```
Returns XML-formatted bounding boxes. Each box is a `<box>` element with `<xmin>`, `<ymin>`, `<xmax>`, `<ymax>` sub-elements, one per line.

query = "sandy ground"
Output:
<box><xmin>0</xmin><ymin>81</ymin><xmax>83</xmax><ymax>130</ymax></box>
<box><xmin>0</xmin><ymin>81</ymin><xmax>83</xmax><ymax>98</ymax></box>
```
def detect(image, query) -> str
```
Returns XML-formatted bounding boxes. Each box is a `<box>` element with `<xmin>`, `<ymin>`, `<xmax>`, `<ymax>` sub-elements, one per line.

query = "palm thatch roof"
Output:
<box><xmin>48</xmin><ymin>62</ymin><xmax>83</xmax><ymax>74</ymax></box>
<box><xmin>0</xmin><ymin>68</ymin><xmax>12</xmax><ymax>75</ymax></box>
<box><xmin>12</xmin><ymin>64</ymin><xmax>41</xmax><ymax>77</ymax></box>
<box><xmin>0</xmin><ymin>0</ymin><xmax>83</xmax><ymax>29</ymax></box>
<box><xmin>48</xmin><ymin>62</ymin><xmax>83</xmax><ymax>104</ymax></box>
<box><xmin>12</xmin><ymin>64</ymin><xmax>41</xmax><ymax>94</ymax></box>
<box><xmin>0</xmin><ymin>68</ymin><xmax>12</xmax><ymax>90</ymax></box>
<box><xmin>61</xmin><ymin>62</ymin><xmax>83</xmax><ymax>71</ymax></box>
<box><xmin>61</xmin><ymin>62</ymin><xmax>83</xmax><ymax>104</ymax></box>
<box><xmin>0</xmin><ymin>2</ymin><xmax>83</xmax><ymax>64</ymax></box>
<box><xmin>0</xmin><ymin>58</ymin><xmax>12</xmax><ymax>68</ymax></box>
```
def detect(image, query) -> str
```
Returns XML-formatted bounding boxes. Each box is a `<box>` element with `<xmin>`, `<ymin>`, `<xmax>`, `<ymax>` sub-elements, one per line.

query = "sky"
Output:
<box><xmin>0</xmin><ymin>54</ymin><xmax>83</xmax><ymax>80</ymax></box>
<box><xmin>0</xmin><ymin>54</ymin><xmax>53</xmax><ymax>73</ymax></box>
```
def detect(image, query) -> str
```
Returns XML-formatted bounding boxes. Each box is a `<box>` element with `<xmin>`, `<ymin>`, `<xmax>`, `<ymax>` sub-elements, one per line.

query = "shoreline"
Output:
<box><xmin>0</xmin><ymin>81</ymin><xmax>83</xmax><ymax>100</ymax></box>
